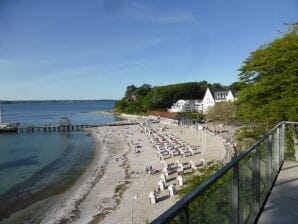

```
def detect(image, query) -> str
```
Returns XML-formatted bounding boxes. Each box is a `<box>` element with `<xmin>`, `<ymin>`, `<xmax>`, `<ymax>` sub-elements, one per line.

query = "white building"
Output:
<box><xmin>168</xmin><ymin>99</ymin><xmax>203</xmax><ymax>113</ymax></box>
<box><xmin>202</xmin><ymin>88</ymin><xmax>236</xmax><ymax>113</ymax></box>
<box><xmin>168</xmin><ymin>88</ymin><xmax>236</xmax><ymax>114</ymax></box>
<box><xmin>149</xmin><ymin>111</ymin><xmax>181</xmax><ymax>126</ymax></box>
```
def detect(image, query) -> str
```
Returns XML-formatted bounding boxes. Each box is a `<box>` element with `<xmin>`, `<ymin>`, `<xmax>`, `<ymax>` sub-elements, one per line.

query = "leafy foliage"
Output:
<box><xmin>236</xmin><ymin>23</ymin><xmax>298</xmax><ymax>133</ymax></box>
<box><xmin>124</xmin><ymin>84</ymin><xmax>137</xmax><ymax>98</ymax></box>
<box><xmin>238</xmin><ymin>24</ymin><xmax>298</xmax><ymax>85</ymax></box>
<box><xmin>285</xmin><ymin>128</ymin><xmax>296</xmax><ymax>161</ymax></box>
<box><xmin>229</xmin><ymin>81</ymin><xmax>248</xmax><ymax>92</ymax></box>
<box><xmin>178</xmin><ymin>112</ymin><xmax>204</xmax><ymax>120</ymax></box>
<box><xmin>178</xmin><ymin>163</ymin><xmax>222</xmax><ymax>198</ymax></box>
<box><xmin>177</xmin><ymin>163</ymin><xmax>233</xmax><ymax>223</ymax></box>
<box><xmin>133</xmin><ymin>84</ymin><xmax>152</xmax><ymax>97</ymax></box>
<box><xmin>206</xmin><ymin>101</ymin><xmax>236</xmax><ymax>122</ymax></box>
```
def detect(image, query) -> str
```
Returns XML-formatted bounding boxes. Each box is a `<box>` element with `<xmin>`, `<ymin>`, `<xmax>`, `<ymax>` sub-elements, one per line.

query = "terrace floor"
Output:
<box><xmin>258</xmin><ymin>160</ymin><xmax>298</xmax><ymax>223</ymax></box>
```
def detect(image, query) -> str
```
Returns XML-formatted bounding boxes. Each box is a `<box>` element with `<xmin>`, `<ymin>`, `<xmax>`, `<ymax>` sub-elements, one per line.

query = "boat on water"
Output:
<box><xmin>0</xmin><ymin>123</ymin><xmax>18</xmax><ymax>133</ymax></box>
<box><xmin>0</xmin><ymin>102</ymin><xmax>18</xmax><ymax>133</ymax></box>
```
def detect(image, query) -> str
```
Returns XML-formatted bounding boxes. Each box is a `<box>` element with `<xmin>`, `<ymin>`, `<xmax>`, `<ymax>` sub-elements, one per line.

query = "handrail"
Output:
<box><xmin>152</xmin><ymin>121</ymin><xmax>297</xmax><ymax>224</ymax></box>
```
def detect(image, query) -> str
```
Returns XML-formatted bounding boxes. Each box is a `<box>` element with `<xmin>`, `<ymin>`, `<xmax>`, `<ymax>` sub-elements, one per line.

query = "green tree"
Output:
<box><xmin>206</xmin><ymin>101</ymin><xmax>236</xmax><ymax>122</ymax></box>
<box><xmin>114</xmin><ymin>98</ymin><xmax>128</xmax><ymax>112</ymax></box>
<box><xmin>229</xmin><ymin>81</ymin><xmax>248</xmax><ymax>92</ymax></box>
<box><xmin>132</xmin><ymin>84</ymin><xmax>151</xmax><ymax>97</ymax></box>
<box><xmin>236</xmin><ymin>23</ymin><xmax>298</xmax><ymax>131</ymax></box>
<box><xmin>208</xmin><ymin>83</ymin><xmax>226</xmax><ymax>90</ymax></box>
<box><xmin>125</xmin><ymin>84</ymin><xmax>137</xmax><ymax>98</ymax></box>
<box><xmin>125</xmin><ymin>101</ymin><xmax>141</xmax><ymax>114</ymax></box>
<box><xmin>238</xmin><ymin>24</ymin><xmax>298</xmax><ymax>85</ymax></box>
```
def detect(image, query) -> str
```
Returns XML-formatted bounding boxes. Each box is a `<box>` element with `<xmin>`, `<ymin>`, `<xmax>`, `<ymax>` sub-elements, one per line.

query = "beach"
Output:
<box><xmin>31</xmin><ymin>115</ymin><xmax>238</xmax><ymax>224</ymax></box>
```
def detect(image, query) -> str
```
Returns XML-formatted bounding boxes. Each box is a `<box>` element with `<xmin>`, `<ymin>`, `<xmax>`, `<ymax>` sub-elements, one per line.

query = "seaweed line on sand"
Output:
<box><xmin>89</xmin><ymin>145</ymin><xmax>132</xmax><ymax>224</ymax></box>
<box><xmin>57</xmin><ymin>161</ymin><xmax>108</xmax><ymax>224</ymax></box>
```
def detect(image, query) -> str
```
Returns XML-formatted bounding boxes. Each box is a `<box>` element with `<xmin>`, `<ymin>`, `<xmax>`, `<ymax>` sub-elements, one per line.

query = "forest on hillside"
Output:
<box><xmin>114</xmin><ymin>81</ymin><xmax>231</xmax><ymax>114</ymax></box>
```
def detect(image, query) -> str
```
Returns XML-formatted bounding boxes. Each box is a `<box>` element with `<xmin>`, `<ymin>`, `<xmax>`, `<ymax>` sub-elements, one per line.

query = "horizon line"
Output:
<box><xmin>0</xmin><ymin>99</ymin><xmax>119</xmax><ymax>102</ymax></box>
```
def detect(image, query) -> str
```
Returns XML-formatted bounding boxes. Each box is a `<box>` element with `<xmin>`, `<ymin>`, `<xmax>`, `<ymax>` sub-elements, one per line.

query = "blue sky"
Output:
<box><xmin>0</xmin><ymin>0</ymin><xmax>297</xmax><ymax>100</ymax></box>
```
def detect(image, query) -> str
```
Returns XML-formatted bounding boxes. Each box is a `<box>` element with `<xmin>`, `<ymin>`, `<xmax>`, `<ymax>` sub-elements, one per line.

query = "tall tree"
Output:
<box><xmin>206</xmin><ymin>102</ymin><xmax>236</xmax><ymax>122</ymax></box>
<box><xmin>133</xmin><ymin>84</ymin><xmax>152</xmax><ymax>97</ymax></box>
<box><xmin>229</xmin><ymin>81</ymin><xmax>248</xmax><ymax>92</ymax></box>
<box><xmin>124</xmin><ymin>85</ymin><xmax>137</xmax><ymax>98</ymax></box>
<box><xmin>236</xmin><ymin>23</ymin><xmax>298</xmax><ymax>130</ymax></box>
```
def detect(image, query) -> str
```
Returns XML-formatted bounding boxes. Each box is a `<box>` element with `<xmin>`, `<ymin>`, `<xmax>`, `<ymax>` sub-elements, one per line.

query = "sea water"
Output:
<box><xmin>0</xmin><ymin>101</ymin><xmax>118</xmax><ymax>220</ymax></box>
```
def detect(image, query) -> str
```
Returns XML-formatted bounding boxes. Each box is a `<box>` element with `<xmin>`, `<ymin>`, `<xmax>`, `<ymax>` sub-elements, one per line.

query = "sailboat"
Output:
<box><xmin>0</xmin><ymin>102</ymin><xmax>18</xmax><ymax>133</ymax></box>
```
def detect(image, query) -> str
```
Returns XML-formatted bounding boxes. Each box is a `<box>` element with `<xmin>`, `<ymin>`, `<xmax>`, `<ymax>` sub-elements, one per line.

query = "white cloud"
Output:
<box><xmin>126</xmin><ymin>1</ymin><xmax>197</xmax><ymax>24</ymax></box>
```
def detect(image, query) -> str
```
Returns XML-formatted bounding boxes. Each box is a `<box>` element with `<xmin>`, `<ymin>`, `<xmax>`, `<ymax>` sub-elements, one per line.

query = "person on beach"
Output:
<box><xmin>160</xmin><ymin>173</ymin><xmax>166</xmax><ymax>183</ymax></box>
<box><xmin>177</xmin><ymin>167</ymin><xmax>184</xmax><ymax>176</ymax></box>
<box><xmin>164</xmin><ymin>170</ymin><xmax>169</xmax><ymax>177</ymax></box>
<box><xmin>158</xmin><ymin>180</ymin><xmax>165</xmax><ymax>191</ymax></box>
<box><xmin>176</xmin><ymin>159</ymin><xmax>180</xmax><ymax>167</ymax></box>
<box><xmin>147</xmin><ymin>166</ymin><xmax>152</xmax><ymax>174</ymax></box>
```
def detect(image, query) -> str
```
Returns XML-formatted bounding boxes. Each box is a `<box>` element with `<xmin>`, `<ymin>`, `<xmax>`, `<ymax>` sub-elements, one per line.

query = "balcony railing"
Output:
<box><xmin>152</xmin><ymin>121</ymin><xmax>298</xmax><ymax>224</ymax></box>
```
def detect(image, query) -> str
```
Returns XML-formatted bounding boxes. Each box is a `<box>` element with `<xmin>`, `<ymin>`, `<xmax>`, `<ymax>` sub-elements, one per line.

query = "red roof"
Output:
<box><xmin>149</xmin><ymin>111</ymin><xmax>178</xmax><ymax>119</ymax></box>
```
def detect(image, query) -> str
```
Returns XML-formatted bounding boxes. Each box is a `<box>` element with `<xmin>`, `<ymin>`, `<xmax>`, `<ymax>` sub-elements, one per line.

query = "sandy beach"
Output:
<box><xmin>0</xmin><ymin>113</ymin><xmax>237</xmax><ymax>224</ymax></box>
<box><xmin>34</xmin><ymin>116</ymin><xmax>238</xmax><ymax>224</ymax></box>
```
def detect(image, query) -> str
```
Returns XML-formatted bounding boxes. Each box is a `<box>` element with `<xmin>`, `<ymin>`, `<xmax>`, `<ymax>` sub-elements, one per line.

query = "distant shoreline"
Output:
<box><xmin>0</xmin><ymin>99</ymin><xmax>119</xmax><ymax>104</ymax></box>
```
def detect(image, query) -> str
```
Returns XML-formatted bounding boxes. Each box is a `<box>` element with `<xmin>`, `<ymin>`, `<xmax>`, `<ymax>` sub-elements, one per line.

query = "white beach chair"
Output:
<box><xmin>149</xmin><ymin>191</ymin><xmax>156</xmax><ymax>204</ymax></box>
<box><xmin>168</xmin><ymin>184</ymin><xmax>176</xmax><ymax>196</ymax></box>
<box><xmin>177</xmin><ymin>175</ymin><xmax>184</xmax><ymax>186</ymax></box>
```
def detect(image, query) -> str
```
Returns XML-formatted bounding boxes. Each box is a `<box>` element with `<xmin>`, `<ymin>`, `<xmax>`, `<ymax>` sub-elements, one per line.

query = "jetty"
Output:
<box><xmin>16</xmin><ymin>121</ymin><xmax>138</xmax><ymax>133</ymax></box>
<box><xmin>0</xmin><ymin>104</ymin><xmax>138</xmax><ymax>134</ymax></box>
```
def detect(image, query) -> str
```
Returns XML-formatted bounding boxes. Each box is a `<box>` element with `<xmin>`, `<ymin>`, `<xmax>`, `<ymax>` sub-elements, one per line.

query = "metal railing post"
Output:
<box><xmin>276</xmin><ymin>127</ymin><xmax>280</xmax><ymax>166</ymax></box>
<box><xmin>281</xmin><ymin>123</ymin><xmax>285</xmax><ymax>162</ymax></box>
<box><xmin>254</xmin><ymin>145</ymin><xmax>260</xmax><ymax>215</ymax></box>
<box><xmin>232</xmin><ymin>162</ymin><xmax>239</xmax><ymax>224</ymax></box>
<box><xmin>179</xmin><ymin>205</ymin><xmax>189</xmax><ymax>224</ymax></box>
<box><xmin>267</xmin><ymin>135</ymin><xmax>273</xmax><ymax>184</ymax></box>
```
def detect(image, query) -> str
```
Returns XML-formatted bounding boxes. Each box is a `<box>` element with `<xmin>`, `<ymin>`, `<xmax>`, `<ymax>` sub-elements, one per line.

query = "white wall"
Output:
<box><xmin>226</xmin><ymin>90</ymin><xmax>235</xmax><ymax>101</ymax></box>
<box><xmin>202</xmin><ymin>88</ymin><xmax>215</xmax><ymax>113</ymax></box>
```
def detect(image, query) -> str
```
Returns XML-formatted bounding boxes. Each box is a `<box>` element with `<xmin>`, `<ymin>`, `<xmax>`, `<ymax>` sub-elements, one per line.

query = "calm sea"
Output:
<box><xmin>0</xmin><ymin>101</ymin><xmax>118</xmax><ymax>220</ymax></box>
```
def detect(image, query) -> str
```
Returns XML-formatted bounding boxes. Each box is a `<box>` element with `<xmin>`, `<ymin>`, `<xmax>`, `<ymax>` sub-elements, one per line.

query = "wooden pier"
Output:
<box><xmin>16</xmin><ymin>121</ymin><xmax>138</xmax><ymax>133</ymax></box>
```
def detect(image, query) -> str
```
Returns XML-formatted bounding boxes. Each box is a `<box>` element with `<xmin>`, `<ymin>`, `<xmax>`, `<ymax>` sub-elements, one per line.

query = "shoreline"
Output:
<box><xmin>0</xmin><ymin>131</ymin><xmax>95</xmax><ymax>223</ymax></box>
<box><xmin>39</xmin><ymin>128</ymin><xmax>112</xmax><ymax>223</ymax></box>
<box><xmin>0</xmin><ymin>129</ymin><xmax>108</xmax><ymax>224</ymax></box>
